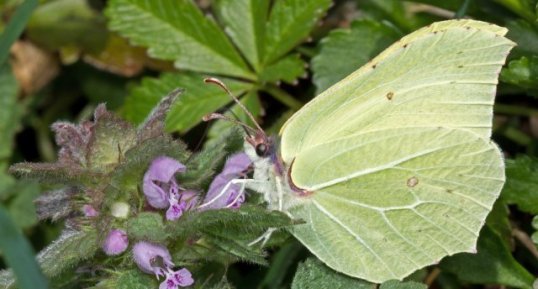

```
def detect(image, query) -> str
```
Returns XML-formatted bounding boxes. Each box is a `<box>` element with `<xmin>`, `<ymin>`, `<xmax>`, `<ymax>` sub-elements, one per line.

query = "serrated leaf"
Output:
<box><xmin>500</xmin><ymin>56</ymin><xmax>538</xmax><ymax>96</ymax></box>
<box><xmin>440</xmin><ymin>226</ymin><xmax>534</xmax><ymax>289</ymax></box>
<box><xmin>136</xmin><ymin>88</ymin><xmax>182</xmax><ymax>142</ymax></box>
<box><xmin>264</xmin><ymin>0</ymin><xmax>331</xmax><ymax>64</ymax></box>
<box><xmin>291</xmin><ymin>258</ymin><xmax>374</xmax><ymax>289</ymax></box>
<box><xmin>379</xmin><ymin>280</ymin><xmax>427</xmax><ymax>289</ymax></box>
<box><xmin>0</xmin><ymin>206</ymin><xmax>47</xmax><ymax>289</ymax></box>
<box><xmin>36</xmin><ymin>230</ymin><xmax>98</xmax><ymax>278</ymax></box>
<box><xmin>312</xmin><ymin>19</ymin><xmax>400</xmax><ymax>94</ymax></box>
<box><xmin>0</xmin><ymin>64</ymin><xmax>20</xmax><ymax>163</ymax></box>
<box><xmin>167</xmin><ymin>205</ymin><xmax>293</xmax><ymax>239</ymax></box>
<box><xmin>203</xmin><ymin>234</ymin><xmax>267</xmax><ymax>265</ymax></box>
<box><xmin>127</xmin><ymin>212</ymin><xmax>168</xmax><ymax>243</ymax></box>
<box><xmin>501</xmin><ymin>155</ymin><xmax>538</xmax><ymax>214</ymax></box>
<box><xmin>123</xmin><ymin>72</ymin><xmax>252</xmax><ymax>133</ymax></box>
<box><xmin>106</xmin><ymin>0</ymin><xmax>254</xmax><ymax>79</ymax></box>
<box><xmin>260</xmin><ymin>54</ymin><xmax>306</xmax><ymax>84</ymax></box>
<box><xmin>214</xmin><ymin>0</ymin><xmax>269</xmax><ymax>71</ymax></box>
<box><xmin>9</xmin><ymin>162</ymin><xmax>104</xmax><ymax>186</ymax></box>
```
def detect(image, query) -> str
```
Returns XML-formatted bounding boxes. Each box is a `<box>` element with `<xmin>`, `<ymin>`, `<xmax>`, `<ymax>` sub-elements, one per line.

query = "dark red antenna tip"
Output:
<box><xmin>204</xmin><ymin>77</ymin><xmax>264</xmax><ymax>133</ymax></box>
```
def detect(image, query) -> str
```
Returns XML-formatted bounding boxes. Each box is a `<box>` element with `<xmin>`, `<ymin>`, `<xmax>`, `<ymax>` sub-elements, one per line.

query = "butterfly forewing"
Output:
<box><xmin>280</xmin><ymin>20</ymin><xmax>514</xmax><ymax>164</ymax></box>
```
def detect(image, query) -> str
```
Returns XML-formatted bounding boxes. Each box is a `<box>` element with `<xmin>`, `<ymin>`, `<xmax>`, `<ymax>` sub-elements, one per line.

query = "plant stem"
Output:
<box><xmin>513</xmin><ymin>228</ymin><xmax>538</xmax><ymax>260</ymax></box>
<box><xmin>264</xmin><ymin>85</ymin><xmax>304</xmax><ymax>111</ymax></box>
<box><xmin>495</xmin><ymin>104</ymin><xmax>538</xmax><ymax>117</ymax></box>
<box><xmin>0</xmin><ymin>0</ymin><xmax>38</xmax><ymax>66</ymax></box>
<box><xmin>454</xmin><ymin>0</ymin><xmax>472</xmax><ymax>18</ymax></box>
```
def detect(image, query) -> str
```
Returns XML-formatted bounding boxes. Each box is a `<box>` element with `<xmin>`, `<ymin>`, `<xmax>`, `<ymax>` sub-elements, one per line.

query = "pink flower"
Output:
<box><xmin>143</xmin><ymin>156</ymin><xmax>199</xmax><ymax>220</ymax></box>
<box><xmin>102</xmin><ymin>229</ymin><xmax>128</xmax><ymax>255</ymax></box>
<box><xmin>132</xmin><ymin>242</ymin><xmax>194</xmax><ymax>288</ymax></box>
<box><xmin>202</xmin><ymin>153</ymin><xmax>251</xmax><ymax>209</ymax></box>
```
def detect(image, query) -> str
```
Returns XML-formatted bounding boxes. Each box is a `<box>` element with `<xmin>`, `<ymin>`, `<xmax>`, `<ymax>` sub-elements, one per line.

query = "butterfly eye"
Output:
<box><xmin>255</xmin><ymin>143</ymin><xmax>268</xmax><ymax>157</ymax></box>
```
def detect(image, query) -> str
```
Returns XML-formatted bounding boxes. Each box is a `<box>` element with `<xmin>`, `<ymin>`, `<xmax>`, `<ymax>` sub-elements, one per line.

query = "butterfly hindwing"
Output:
<box><xmin>289</xmin><ymin>127</ymin><xmax>504</xmax><ymax>282</ymax></box>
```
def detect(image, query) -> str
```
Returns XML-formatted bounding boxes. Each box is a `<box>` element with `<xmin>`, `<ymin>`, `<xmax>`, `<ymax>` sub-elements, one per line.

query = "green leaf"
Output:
<box><xmin>9</xmin><ymin>161</ymin><xmax>105</xmax><ymax>186</ymax></box>
<box><xmin>26</xmin><ymin>0</ymin><xmax>107</xmax><ymax>53</ymax></box>
<box><xmin>126</xmin><ymin>212</ymin><xmax>168</xmax><ymax>243</ymax></box>
<box><xmin>531</xmin><ymin>216</ymin><xmax>538</xmax><ymax>245</ymax></box>
<box><xmin>203</xmin><ymin>234</ymin><xmax>268</xmax><ymax>265</ymax></box>
<box><xmin>106</xmin><ymin>0</ymin><xmax>254</xmax><ymax>79</ymax></box>
<box><xmin>93</xmin><ymin>270</ymin><xmax>156</xmax><ymax>289</ymax></box>
<box><xmin>500</xmin><ymin>56</ymin><xmax>538</xmax><ymax>96</ymax></box>
<box><xmin>167</xmin><ymin>205</ymin><xmax>293</xmax><ymax>239</ymax></box>
<box><xmin>291</xmin><ymin>258</ymin><xmax>374</xmax><ymax>289</ymax></box>
<box><xmin>440</xmin><ymin>226</ymin><xmax>534</xmax><ymax>289</ymax></box>
<box><xmin>123</xmin><ymin>72</ymin><xmax>252</xmax><ymax>133</ymax></box>
<box><xmin>0</xmin><ymin>206</ymin><xmax>48</xmax><ymax>289</ymax></box>
<box><xmin>264</xmin><ymin>0</ymin><xmax>331</xmax><ymax>64</ymax></box>
<box><xmin>107</xmin><ymin>135</ymin><xmax>189</xmax><ymax>202</ymax></box>
<box><xmin>0</xmin><ymin>0</ymin><xmax>38</xmax><ymax>65</ymax></box>
<box><xmin>86</xmin><ymin>106</ymin><xmax>137</xmax><ymax>172</ymax></box>
<box><xmin>501</xmin><ymin>155</ymin><xmax>538</xmax><ymax>214</ymax></box>
<box><xmin>0</xmin><ymin>64</ymin><xmax>20</xmax><ymax>163</ymax></box>
<box><xmin>379</xmin><ymin>280</ymin><xmax>427</xmax><ymax>289</ymax></box>
<box><xmin>182</xmin><ymin>128</ymin><xmax>244</xmax><ymax>189</ymax></box>
<box><xmin>6</xmin><ymin>181</ymin><xmax>39</xmax><ymax>229</ymax></box>
<box><xmin>485</xmin><ymin>200</ymin><xmax>512</xmax><ymax>246</ymax></box>
<box><xmin>260</xmin><ymin>54</ymin><xmax>306</xmax><ymax>84</ymax></box>
<box><xmin>205</xmin><ymin>90</ymin><xmax>261</xmax><ymax>148</ymax></box>
<box><xmin>506</xmin><ymin>20</ymin><xmax>538</xmax><ymax>59</ymax></box>
<box><xmin>213</xmin><ymin>0</ymin><xmax>269</xmax><ymax>71</ymax></box>
<box><xmin>312</xmin><ymin>20</ymin><xmax>400</xmax><ymax>94</ymax></box>
<box><xmin>36</xmin><ymin>230</ymin><xmax>98</xmax><ymax>278</ymax></box>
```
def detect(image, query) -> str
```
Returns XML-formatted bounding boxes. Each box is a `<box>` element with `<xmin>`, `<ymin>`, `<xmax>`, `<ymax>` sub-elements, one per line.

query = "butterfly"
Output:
<box><xmin>203</xmin><ymin>19</ymin><xmax>514</xmax><ymax>283</ymax></box>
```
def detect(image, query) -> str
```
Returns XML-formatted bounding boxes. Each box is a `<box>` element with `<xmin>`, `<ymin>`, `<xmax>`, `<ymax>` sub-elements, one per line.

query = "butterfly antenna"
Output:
<box><xmin>204</xmin><ymin>77</ymin><xmax>264</xmax><ymax>133</ymax></box>
<box><xmin>203</xmin><ymin>113</ymin><xmax>257</xmax><ymax>136</ymax></box>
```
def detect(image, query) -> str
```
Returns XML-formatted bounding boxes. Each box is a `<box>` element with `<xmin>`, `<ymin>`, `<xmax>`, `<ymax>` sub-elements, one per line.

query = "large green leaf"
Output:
<box><xmin>440</xmin><ymin>226</ymin><xmax>534</xmax><ymax>289</ymax></box>
<box><xmin>501</xmin><ymin>155</ymin><xmax>538</xmax><ymax>214</ymax></box>
<box><xmin>379</xmin><ymin>280</ymin><xmax>427</xmax><ymax>289</ymax></box>
<box><xmin>263</xmin><ymin>0</ymin><xmax>331</xmax><ymax>65</ymax></box>
<box><xmin>213</xmin><ymin>0</ymin><xmax>269</xmax><ymax>72</ymax></box>
<box><xmin>106</xmin><ymin>0</ymin><xmax>254</xmax><ymax>79</ymax></box>
<box><xmin>0</xmin><ymin>206</ymin><xmax>48</xmax><ymax>289</ymax></box>
<box><xmin>0</xmin><ymin>0</ymin><xmax>38</xmax><ymax>65</ymax></box>
<box><xmin>260</xmin><ymin>53</ymin><xmax>306</xmax><ymax>84</ymax></box>
<box><xmin>0</xmin><ymin>64</ymin><xmax>20</xmax><ymax>163</ymax></box>
<box><xmin>311</xmin><ymin>20</ymin><xmax>400</xmax><ymax>94</ymax></box>
<box><xmin>123</xmin><ymin>72</ymin><xmax>252</xmax><ymax>133</ymax></box>
<box><xmin>26</xmin><ymin>0</ymin><xmax>107</xmax><ymax>53</ymax></box>
<box><xmin>291</xmin><ymin>258</ymin><xmax>374</xmax><ymax>289</ymax></box>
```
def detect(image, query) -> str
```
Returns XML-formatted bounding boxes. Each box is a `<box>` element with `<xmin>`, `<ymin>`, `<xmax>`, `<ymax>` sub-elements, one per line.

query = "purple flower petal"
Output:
<box><xmin>159</xmin><ymin>278</ymin><xmax>178</xmax><ymax>289</ymax></box>
<box><xmin>202</xmin><ymin>153</ymin><xmax>251</xmax><ymax>210</ymax></box>
<box><xmin>82</xmin><ymin>204</ymin><xmax>98</xmax><ymax>217</ymax></box>
<box><xmin>102</xmin><ymin>229</ymin><xmax>128</xmax><ymax>256</ymax></box>
<box><xmin>132</xmin><ymin>242</ymin><xmax>173</xmax><ymax>276</ymax></box>
<box><xmin>166</xmin><ymin>200</ymin><xmax>186</xmax><ymax>221</ymax></box>
<box><xmin>173</xmin><ymin>268</ymin><xmax>194</xmax><ymax>287</ymax></box>
<box><xmin>143</xmin><ymin>156</ymin><xmax>186</xmax><ymax>209</ymax></box>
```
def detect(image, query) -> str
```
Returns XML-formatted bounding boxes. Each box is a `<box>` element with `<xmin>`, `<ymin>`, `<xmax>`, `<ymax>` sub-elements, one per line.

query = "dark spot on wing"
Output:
<box><xmin>386</xmin><ymin>92</ymin><xmax>394</xmax><ymax>100</ymax></box>
<box><xmin>407</xmin><ymin>177</ymin><xmax>419</xmax><ymax>187</ymax></box>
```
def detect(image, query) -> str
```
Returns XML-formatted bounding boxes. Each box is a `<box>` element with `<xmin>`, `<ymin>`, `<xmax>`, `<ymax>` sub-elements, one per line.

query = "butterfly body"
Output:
<box><xmin>240</xmin><ymin>19</ymin><xmax>514</xmax><ymax>282</ymax></box>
